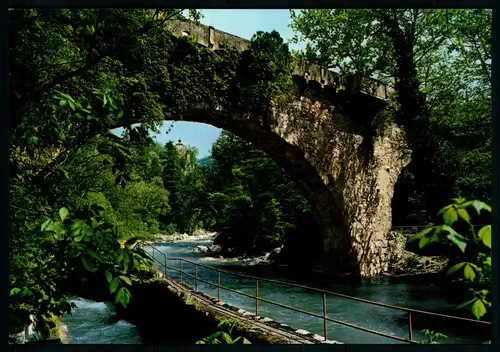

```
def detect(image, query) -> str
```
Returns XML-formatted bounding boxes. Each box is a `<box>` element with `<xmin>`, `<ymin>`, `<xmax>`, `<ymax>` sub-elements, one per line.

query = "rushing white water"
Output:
<box><xmin>61</xmin><ymin>298</ymin><xmax>142</xmax><ymax>344</ymax></box>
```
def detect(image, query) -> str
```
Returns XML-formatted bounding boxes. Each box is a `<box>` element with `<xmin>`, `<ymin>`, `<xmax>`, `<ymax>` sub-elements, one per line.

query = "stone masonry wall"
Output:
<box><xmin>162</xmin><ymin>19</ymin><xmax>411</xmax><ymax>276</ymax></box>
<box><xmin>166</xmin><ymin>20</ymin><xmax>393</xmax><ymax>100</ymax></box>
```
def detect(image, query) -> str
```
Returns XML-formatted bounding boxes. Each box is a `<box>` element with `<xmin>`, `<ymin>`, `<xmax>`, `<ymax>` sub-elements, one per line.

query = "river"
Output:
<box><xmin>61</xmin><ymin>238</ymin><xmax>489</xmax><ymax>344</ymax></box>
<box><xmin>146</xmin><ymin>239</ymin><xmax>490</xmax><ymax>345</ymax></box>
<box><xmin>61</xmin><ymin>298</ymin><xmax>142</xmax><ymax>344</ymax></box>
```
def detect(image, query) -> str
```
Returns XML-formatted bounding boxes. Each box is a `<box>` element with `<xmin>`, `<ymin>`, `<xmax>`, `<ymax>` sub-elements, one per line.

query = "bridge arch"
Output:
<box><xmin>112</xmin><ymin>23</ymin><xmax>410</xmax><ymax>277</ymax></box>
<box><xmin>135</xmin><ymin>84</ymin><xmax>410</xmax><ymax>277</ymax></box>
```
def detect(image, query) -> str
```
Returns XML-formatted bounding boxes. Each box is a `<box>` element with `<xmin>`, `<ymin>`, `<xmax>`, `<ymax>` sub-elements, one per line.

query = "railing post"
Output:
<box><xmin>194</xmin><ymin>264</ymin><xmax>198</xmax><ymax>292</ymax></box>
<box><xmin>179</xmin><ymin>259</ymin><xmax>183</xmax><ymax>283</ymax></box>
<box><xmin>255</xmin><ymin>279</ymin><xmax>259</xmax><ymax>317</ymax></box>
<box><xmin>408</xmin><ymin>311</ymin><xmax>413</xmax><ymax>342</ymax></box>
<box><xmin>217</xmin><ymin>271</ymin><xmax>221</xmax><ymax>303</ymax></box>
<box><xmin>323</xmin><ymin>293</ymin><xmax>328</xmax><ymax>341</ymax></box>
<box><xmin>163</xmin><ymin>253</ymin><xmax>168</xmax><ymax>278</ymax></box>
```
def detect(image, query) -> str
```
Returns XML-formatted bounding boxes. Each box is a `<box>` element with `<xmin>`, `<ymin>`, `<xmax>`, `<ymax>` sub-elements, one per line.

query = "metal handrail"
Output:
<box><xmin>143</xmin><ymin>243</ymin><xmax>491</xmax><ymax>344</ymax></box>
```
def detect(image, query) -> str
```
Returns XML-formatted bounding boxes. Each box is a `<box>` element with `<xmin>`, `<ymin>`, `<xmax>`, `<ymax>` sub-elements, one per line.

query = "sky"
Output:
<box><xmin>152</xmin><ymin>10</ymin><xmax>300</xmax><ymax>158</ymax></box>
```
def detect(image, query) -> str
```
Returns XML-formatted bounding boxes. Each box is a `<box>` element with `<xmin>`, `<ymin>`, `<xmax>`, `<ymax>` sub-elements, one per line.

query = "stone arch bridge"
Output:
<box><xmin>147</xmin><ymin>20</ymin><xmax>411</xmax><ymax>276</ymax></box>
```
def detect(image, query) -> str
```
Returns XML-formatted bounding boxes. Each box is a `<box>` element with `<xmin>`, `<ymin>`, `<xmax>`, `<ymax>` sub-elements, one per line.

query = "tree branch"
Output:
<box><xmin>469</xmin><ymin>35</ymin><xmax>492</xmax><ymax>86</ymax></box>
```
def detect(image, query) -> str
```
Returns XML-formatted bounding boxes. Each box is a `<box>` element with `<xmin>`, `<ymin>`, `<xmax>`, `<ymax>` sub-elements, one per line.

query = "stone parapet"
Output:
<box><xmin>166</xmin><ymin>19</ymin><xmax>394</xmax><ymax>100</ymax></box>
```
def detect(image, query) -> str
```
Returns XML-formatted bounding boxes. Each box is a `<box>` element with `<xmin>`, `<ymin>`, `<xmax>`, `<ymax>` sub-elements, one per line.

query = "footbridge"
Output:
<box><xmin>144</xmin><ymin>244</ymin><xmax>490</xmax><ymax>345</ymax></box>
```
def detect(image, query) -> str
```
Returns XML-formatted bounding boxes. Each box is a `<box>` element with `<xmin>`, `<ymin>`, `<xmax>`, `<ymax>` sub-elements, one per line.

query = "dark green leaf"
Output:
<box><xmin>471</xmin><ymin>299</ymin><xmax>487</xmax><ymax>320</ymax></box>
<box><xmin>122</xmin><ymin>287</ymin><xmax>131</xmax><ymax>307</ymax></box>
<box><xmin>20</xmin><ymin>288</ymin><xmax>32</xmax><ymax>298</ymax></box>
<box><xmin>114</xmin><ymin>287</ymin><xmax>125</xmax><ymax>304</ymax></box>
<box><xmin>81</xmin><ymin>256</ymin><xmax>98</xmax><ymax>273</ymax></box>
<box><xmin>123</xmin><ymin>252</ymin><xmax>132</xmax><ymax>271</ymax></box>
<box><xmin>105</xmin><ymin>271</ymin><xmax>113</xmax><ymax>283</ymax></box>
<box><xmin>478</xmin><ymin>225</ymin><xmax>491</xmax><ymax>249</ymax></box>
<box><xmin>409</xmin><ymin>226</ymin><xmax>434</xmax><ymax>244</ymax></box>
<box><xmin>133</xmin><ymin>257</ymin><xmax>141</xmax><ymax>269</ymax></box>
<box><xmin>443</xmin><ymin>207</ymin><xmax>458</xmax><ymax>226</ymax></box>
<box><xmin>109</xmin><ymin>277</ymin><xmax>120</xmax><ymax>294</ymax></box>
<box><xmin>52</xmin><ymin>222</ymin><xmax>67</xmax><ymax>240</ymax></box>
<box><xmin>41</xmin><ymin>219</ymin><xmax>52</xmax><ymax>231</ymax></box>
<box><xmin>59</xmin><ymin>207</ymin><xmax>69</xmax><ymax>221</ymax></box>
<box><xmin>82</xmin><ymin>225</ymin><xmax>93</xmax><ymax>237</ymax></box>
<box><xmin>437</xmin><ymin>205</ymin><xmax>452</xmax><ymax>215</ymax></box>
<box><xmin>220</xmin><ymin>332</ymin><xmax>233</xmax><ymax>344</ymax></box>
<box><xmin>441</xmin><ymin>226</ymin><xmax>468</xmax><ymax>253</ymax></box>
<box><xmin>447</xmin><ymin>262</ymin><xmax>466</xmax><ymax>276</ymax></box>
<box><xmin>119</xmin><ymin>276</ymin><xmax>132</xmax><ymax>285</ymax></box>
<box><xmin>70</xmin><ymin>220</ymin><xmax>85</xmax><ymax>236</ymax></box>
<box><xmin>28</xmin><ymin>136</ymin><xmax>39</xmax><ymax>145</ymax></box>
<box><xmin>457</xmin><ymin>208</ymin><xmax>470</xmax><ymax>223</ymax></box>
<box><xmin>66</xmin><ymin>249</ymin><xmax>80</xmax><ymax>258</ymax></box>
<box><xmin>465</xmin><ymin>200</ymin><xmax>491</xmax><ymax>215</ymax></box>
<box><xmin>463</xmin><ymin>264</ymin><xmax>476</xmax><ymax>281</ymax></box>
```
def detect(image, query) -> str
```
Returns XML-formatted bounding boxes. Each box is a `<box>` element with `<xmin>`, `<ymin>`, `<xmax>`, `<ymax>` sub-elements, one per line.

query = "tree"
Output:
<box><xmin>8</xmin><ymin>89</ymin><xmax>167</xmax><ymax>336</ymax></box>
<box><xmin>202</xmin><ymin>131</ymin><xmax>313</xmax><ymax>256</ymax></box>
<box><xmin>290</xmin><ymin>9</ymin><xmax>492</xmax><ymax>224</ymax></box>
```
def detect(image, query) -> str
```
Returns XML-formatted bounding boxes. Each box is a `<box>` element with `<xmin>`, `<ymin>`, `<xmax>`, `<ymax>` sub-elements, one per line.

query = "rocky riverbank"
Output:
<box><xmin>154</xmin><ymin>229</ymin><xmax>448</xmax><ymax>276</ymax></box>
<box><xmin>192</xmin><ymin>243</ymin><xmax>284</xmax><ymax>267</ymax></box>
<box><xmin>151</xmin><ymin>229</ymin><xmax>217</xmax><ymax>243</ymax></box>
<box><xmin>385</xmin><ymin>231</ymin><xmax>449</xmax><ymax>277</ymax></box>
<box><xmin>191</xmin><ymin>231</ymin><xmax>448</xmax><ymax>276</ymax></box>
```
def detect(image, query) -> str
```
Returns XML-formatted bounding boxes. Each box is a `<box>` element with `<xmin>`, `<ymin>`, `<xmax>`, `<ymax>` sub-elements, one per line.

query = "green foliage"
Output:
<box><xmin>9</xmin><ymin>74</ymin><xmax>169</xmax><ymax>335</ymax></box>
<box><xmin>409</xmin><ymin>199</ymin><xmax>491</xmax><ymax>320</ymax></box>
<box><xmin>195</xmin><ymin>320</ymin><xmax>252</xmax><ymax>344</ymax></box>
<box><xmin>420</xmin><ymin>329</ymin><xmax>448</xmax><ymax>344</ymax></box>
<box><xmin>231</xmin><ymin>30</ymin><xmax>294</xmax><ymax>119</ymax></box>
<box><xmin>159</xmin><ymin>141</ymin><xmax>206</xmax><ymax>235</ymax></box>
<box><xmin>290</xmin><ymin>9</ymin><xmax>492</xmax><ymax>227</ymax></box>
<box><xmin>8</xmin><ymin>7</ymin><xmax>296</xmax><ymax>338</ymax></box>
<box><xmin>200</xmin><ymin>131</ymin><xmax>312</xmax><ymax>256</ymax></box>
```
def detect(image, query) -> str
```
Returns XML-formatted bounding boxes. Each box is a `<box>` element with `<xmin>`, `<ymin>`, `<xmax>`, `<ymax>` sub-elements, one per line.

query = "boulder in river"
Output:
<box><xmin>386</xmin><ymin>231</ymin><xmax>448</xmax><ymax>276</ymax></box>
<box><xmin>209</xmin><ymin>245</ymin><xmax>222</xmax><ymax>254</ymax></box>
<box><xmin>193</xmin><ymin>245</ymin><xmax>209</xmax><ymax>254</ymax></box>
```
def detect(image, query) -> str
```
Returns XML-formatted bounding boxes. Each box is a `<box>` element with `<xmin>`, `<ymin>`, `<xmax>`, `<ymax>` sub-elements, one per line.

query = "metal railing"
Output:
<box><xmin>143</xmin><ymin>243</ymin><xmax>490</xmax><ymax>344</ymax></box>
<box><xmin>392</xmin><ymin>225</ymin><xmax>485</xmax><ymax>236</ymax></box>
